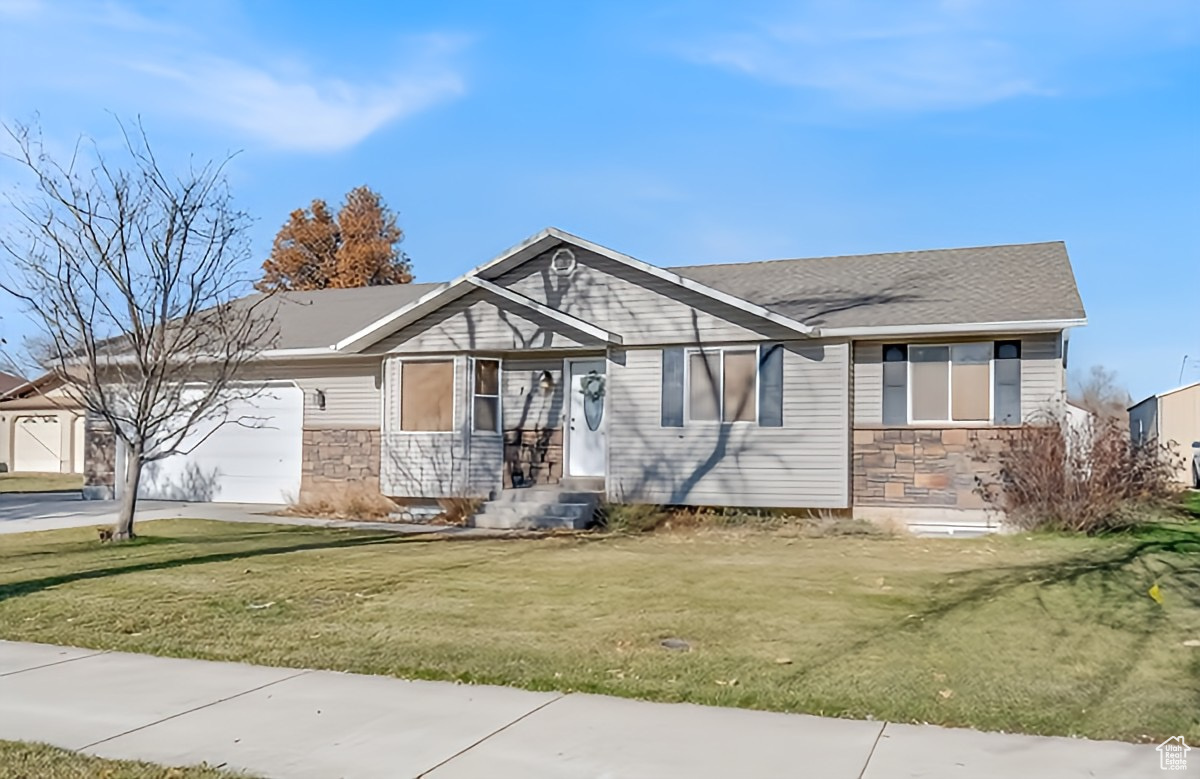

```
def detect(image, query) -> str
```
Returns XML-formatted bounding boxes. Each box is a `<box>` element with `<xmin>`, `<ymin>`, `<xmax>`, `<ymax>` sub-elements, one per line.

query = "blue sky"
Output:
<box><xmin>0</xmin><ymin>0</ymin><xmax>1196</xmax><ymax>400</ymax></box>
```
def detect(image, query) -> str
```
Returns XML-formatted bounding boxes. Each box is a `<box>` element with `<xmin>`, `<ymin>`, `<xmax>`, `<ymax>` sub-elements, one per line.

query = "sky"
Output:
<box><xmin>0</xmin><ymin>0</ymin><xmax>1196</xmax><ymax>401</ymax></box>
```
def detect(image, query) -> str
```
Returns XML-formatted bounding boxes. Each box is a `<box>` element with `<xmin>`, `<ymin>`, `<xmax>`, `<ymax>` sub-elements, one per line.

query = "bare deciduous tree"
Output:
<box><xmin>1070</xmin><ymin>364</ymin><xmax>1132</xmax><ymax>419</ymax></box>
<box><xmin>0</xmin><ymin>120</ymin><xmax>276</xmax><ymax>540</ymax></box>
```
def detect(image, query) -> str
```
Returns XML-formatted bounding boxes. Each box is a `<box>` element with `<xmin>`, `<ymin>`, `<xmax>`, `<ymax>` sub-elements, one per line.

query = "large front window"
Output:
<box><xmin>883</xmin><ymin>340</ymin><xmax>1021</xmax><ymax>425</ymax></box>
<box><xmin>400</xmin><ymin>360</ymin><xmax>454</xmax><ymax>431</ymax></box>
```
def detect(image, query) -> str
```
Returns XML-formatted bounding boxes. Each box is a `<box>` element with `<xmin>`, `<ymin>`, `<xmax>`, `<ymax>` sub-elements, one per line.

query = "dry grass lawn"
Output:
<box><xmin>0</xmin><ymin>519</ymin><xmax>1197</xmax><ymax>743</ymax></box>
<box><xmin>0</xmin><ymin>472</ymin><xmax>83</xmax><ymax>493</ymax></box>
<box><xmin>0</xmin><ymin>740</ymin><xmax>255</xmax><ymax>778</ymax></box>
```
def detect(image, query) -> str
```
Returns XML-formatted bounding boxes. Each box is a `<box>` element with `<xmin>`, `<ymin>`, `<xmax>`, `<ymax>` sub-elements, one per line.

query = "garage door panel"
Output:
<box><xmin>137</xmin><ymin>384</ymin><xmax>303</xmax><ymax>504</ymax></box>
<box><xmin>14</xmin><ymin>416</ymin><xmax>62</xmax><ymax>473</ymax></box>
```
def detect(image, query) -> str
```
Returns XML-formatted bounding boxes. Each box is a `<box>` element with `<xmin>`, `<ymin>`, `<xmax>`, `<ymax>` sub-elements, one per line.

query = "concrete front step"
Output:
<box><xmin>479</xmin><ymin>501</ymin><xmax>592</xmax><ymax>519</ymax></box>
<box><xmin>473</xmin><ymin>504</ymin><xmax>593</xmax><ymax>530</ymax></box>
<box><xmin>472</xmin><ymin>512</ymin><xmax>582</xmax><ymax>530</ymax></box>
<box><xmin>558</xmin><ymin>476</ymin><xmax>605</xmax><ymax>491</ymax></box>
<box><xmin>491</xmin><ymin>490</ymin><xmax>600</xmax><ymax>505</ymax></box>
<box><xmin>472</xmin><ymin>485</ymin><xmax>602</xmax><ymax>530</ymax></box>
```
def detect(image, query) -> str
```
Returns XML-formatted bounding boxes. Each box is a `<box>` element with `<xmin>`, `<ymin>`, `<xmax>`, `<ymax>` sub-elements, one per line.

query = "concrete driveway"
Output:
<box><xmin>0</xmin><ymin>492</ymin><xmax>285</xmax><ymax>535</ymax></box>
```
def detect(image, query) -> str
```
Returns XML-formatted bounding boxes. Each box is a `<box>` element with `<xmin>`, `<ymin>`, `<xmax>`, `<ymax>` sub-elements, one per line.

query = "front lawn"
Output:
<box><xmin>0</xmin><ymin>739</ymin><xmax>255</xmax><ymax>778</ymax></box>
<box><xmin>0</xmin><ymin>520</ymin><xmax>1197</xmax><ymax>743</ymax></box>
<box><xmin>0</xmin><ymin>471</ymin><xmax>83</xmax><ymax>493</ymax></box>
<box><xmin>1184</xmin><ymin>490</ymin><xmax>1200</xmax><ymax>518</ymax></box>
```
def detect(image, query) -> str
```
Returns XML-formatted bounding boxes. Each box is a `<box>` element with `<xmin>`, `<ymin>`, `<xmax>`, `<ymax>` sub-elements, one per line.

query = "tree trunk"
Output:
<box><xmin>113</xmin><ymin>441</ymin><xmax>143</xmax><ymax>541</ymax></box>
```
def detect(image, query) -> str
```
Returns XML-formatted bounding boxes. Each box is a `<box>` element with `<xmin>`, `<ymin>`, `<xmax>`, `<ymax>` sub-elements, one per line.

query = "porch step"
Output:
<box><xmin>559</xmin><ymin>476</ymin><xmax>605</xmax><ymax>492</ymax></box>
<box><xmin>471</xmin><ymin>484</ymin><xmax>603</xmax><ymax>530</ymax></box>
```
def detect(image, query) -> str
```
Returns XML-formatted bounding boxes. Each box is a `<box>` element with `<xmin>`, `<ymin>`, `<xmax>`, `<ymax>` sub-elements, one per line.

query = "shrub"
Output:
<box><xmin>286</xmin><ymin>482</ymin><xmax>397</xmax><ymax>520</ymax></box>
<box><xmin>436</xmin><ymin>496</ymin><xmax>482</xmax><ymax>526</ymax></box>
<box><xmin>976</xmin><ymin>412</ymin><xmax>1182</xmax><ymax>533</ymax></box>
<box><xmin>596</xmin><ymin>502</ymin><xmax>669</xmax><ymax>533</ymax></box>
<box><xmin>596</xmin><ymin>503</ymin><xmax>872</xmax><ymax>536</ymax></box>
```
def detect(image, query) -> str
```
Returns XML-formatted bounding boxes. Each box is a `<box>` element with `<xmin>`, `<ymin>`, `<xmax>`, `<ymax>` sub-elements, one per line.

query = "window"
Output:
<box><xmin>994</xmin><ymin>340</ymin><xmax>1021</xmax><ymax>424</ymax></box>
<box><xmin>472</xmin><ymin>358</ymin><xmax>500</xmax><ymax>433</ymax></box>
<box><xmin>400</xmin><ymin>360</ymin><xmax>454</xmax><ymax>431</ymax></box>
<box><xmin>909</xmin><ymin>343</ymin><xmax>991</xmax><ymax>422</ymax></box>
<box><xmin>882</xmin><ymin>344</ymin><xmax>908</xmax><ymax>425</ymax></box>
<box><xmin>909</xmin><ymin>345</ymin><xmax>951</xmax><ymax>421</ymax></box>
<box><xmin>950</xmin><ymin>343</ymin><xmax>991</xmax><ymax>421</ymax></box>
<box><xmin>686</xmin><ymin>348</ymin><xmax>757</xmax><ymax>423</ymax></box>
<box><xmin>881</xmin><ymin>340</ymin><xmax>1023</xmax><ymax>425</ymax></box>
<box><xmin>883</xmin><ymin>340</ymin><xmax>1022</xmax><ymax>424</ymax></box>
<box><xmin>909</xmin><ymin>342</ymin><xmax>993</xmax><ymax>423</ymax></box>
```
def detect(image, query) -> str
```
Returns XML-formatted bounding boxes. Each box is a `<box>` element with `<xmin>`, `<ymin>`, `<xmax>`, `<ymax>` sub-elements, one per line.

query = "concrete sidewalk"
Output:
<box><xmin>0</xmin><ymin>641</ymin><xmax>1171</xmax><ymax>778</ymax></box>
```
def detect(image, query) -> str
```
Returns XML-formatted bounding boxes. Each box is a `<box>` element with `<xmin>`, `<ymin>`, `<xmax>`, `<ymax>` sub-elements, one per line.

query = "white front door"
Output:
<box><xmin>567</xmin><ymin>359</ymin><xmax>607</xmax><ymax>478</ymax></box>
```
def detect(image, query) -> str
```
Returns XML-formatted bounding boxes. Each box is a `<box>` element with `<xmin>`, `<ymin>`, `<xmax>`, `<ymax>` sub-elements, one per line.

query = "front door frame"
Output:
<box><xmin>562</xmin><ymin>356</ymin><xmax>609</xmax><ymax>479</ymax></box>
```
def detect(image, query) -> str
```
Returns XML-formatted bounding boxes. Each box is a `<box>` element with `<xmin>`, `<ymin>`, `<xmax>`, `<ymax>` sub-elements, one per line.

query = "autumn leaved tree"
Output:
<box><xmin>256</xmin><ymin>185</ymin><xmax>412</xmax><ymax>291</ymax></box>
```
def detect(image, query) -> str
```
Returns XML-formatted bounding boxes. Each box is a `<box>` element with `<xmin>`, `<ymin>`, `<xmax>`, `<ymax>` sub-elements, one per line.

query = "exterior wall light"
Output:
<box><xmin>538</xmin><ymin>371</ymin><xmax>555</xmax><ymax>394</ymax></box>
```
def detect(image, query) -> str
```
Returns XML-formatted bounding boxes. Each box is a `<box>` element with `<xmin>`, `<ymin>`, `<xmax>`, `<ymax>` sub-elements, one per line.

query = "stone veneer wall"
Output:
<box><xmin>302</xmin><ymin>429</ymin><xmax>381</xmax><ymax>495</ymax></box>
<box><xmin>852</xmin><ymin>428</ymin><xmax>1019</xmax><ymax>509</ymax></box>
<box><xmin>83</xmin><ymin>415</ymin><xmax>117</xmax><ymax>500</ymax></box>
<box><xmin>504</xmin><ymin>427</ymin><xmax>563</xmax><ymax>488</ymax></box>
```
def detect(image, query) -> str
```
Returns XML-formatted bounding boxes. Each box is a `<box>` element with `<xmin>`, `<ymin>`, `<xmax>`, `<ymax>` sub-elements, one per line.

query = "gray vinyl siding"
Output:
<box><xmin>1019</xmin><ymin>333</ymin><xmax>1065</xmax><ymax>419</ymax></box>
<box><xmin>850</xmin><ymin>333</ymin><xmax>1065</xmax><ymax>425</ymax></box>
<box><xmin>607</xmin><ymin>341</ymin><xmax>850</xmax><ymax>508</ymax></box>
<box><xmin>365</xmin><ymin>288</ymin><xmax>599</xmax><ymax>354</ymax></box>
<box><xmin>379</xmin><ymin>355</ymin><xmax>499</xmax><ymax>498</ymax></box>
<box><xmin>852</xmin><ymin>343</ymin><xmax>883</xmax><ymax>425</ymax></box>
<box><xmin>241</xmin><ymin>359</ymin><xmax>382</xmax><ymax>430</ymax></box>
<box><xmin>502</xmin><ymin>357</ymin><xmax>567</xmax><ymax>431</ymax></box>
<box><xmin>489</xmin><ymin>247</ymin><xmax>800</xmax><ymax>345</ymax></box>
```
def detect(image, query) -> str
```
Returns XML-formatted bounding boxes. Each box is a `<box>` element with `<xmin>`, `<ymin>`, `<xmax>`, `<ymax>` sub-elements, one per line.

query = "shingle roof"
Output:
<box><xmin>240</xmin><ymin>240</ymin><xmax>1084</xmax><ymax>350</ymax></box>
<box><xmin>669</xmin><ymin>241</ymin><xmax>1085</xmax><ymax>330</ymax></box>
<box><xmin>249</xmin><ymin>283</ymin><xmax>443</xmax><ymax>350</ymax></box>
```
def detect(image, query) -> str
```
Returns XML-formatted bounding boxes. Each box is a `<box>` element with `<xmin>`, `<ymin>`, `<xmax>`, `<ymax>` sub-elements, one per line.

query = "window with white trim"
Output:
<box><xmin>881</xmin><ymin>340</ymin><xmax>1022</xmax><ymax>425</ymax></box>
<box><xmin>472</xmin><ymin>358</ymin><xmax>500</xmax><ymax>433</ymax></box>
<box><xmin>686</xmin><ymin>348</ymin><xmax>757</xmax><ymax>423</ymax></box>
<box><xmin>400</xmin><ymin>360</ymin><xmax>455</xmax><ymax>432</ymax></box>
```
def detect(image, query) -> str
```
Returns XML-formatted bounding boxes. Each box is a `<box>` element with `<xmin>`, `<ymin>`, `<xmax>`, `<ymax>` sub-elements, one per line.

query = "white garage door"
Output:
<box><xmin>137</xmin><ymin>383</ymin><xmax>303</xmax><ymax>504</ymax></box>
<box><xmin>13</xmin><ymin>416</ymin><xmax>62</xmax><ymax>473</ymax></box>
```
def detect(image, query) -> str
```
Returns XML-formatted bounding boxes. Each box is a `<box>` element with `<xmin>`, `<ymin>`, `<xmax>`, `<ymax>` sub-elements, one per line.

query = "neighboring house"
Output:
<box><xmin>0</xmin><ymin>371</ymin><xmax>22</xmax><ymax>396</ymax></box>
<box><xmin>83</xmin><ymin>228</ymin><xmax>1087</xmax><ymax>531</ymax></box>
<box><xmin>0</xmin><ymin>373</ymin><xmax>88</xmax><ymax>475</ymax></box>
<box><xmin>1129</xmin><ymin>380</ymin><xmax>1200</xmax><ymax>487</ymax></box>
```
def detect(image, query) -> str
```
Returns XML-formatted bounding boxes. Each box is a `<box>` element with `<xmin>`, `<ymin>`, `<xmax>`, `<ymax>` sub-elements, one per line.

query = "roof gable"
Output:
<box><xmin>335</xmin><ymin>227</ymin><xmax>814</xmax><ymax>353</ymax></box>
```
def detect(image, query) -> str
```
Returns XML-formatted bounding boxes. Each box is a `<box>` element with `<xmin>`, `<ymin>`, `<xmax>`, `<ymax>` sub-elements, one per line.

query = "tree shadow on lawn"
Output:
<box><xmin>0</xmin><ymin>528</ymin><xmax>526</xmax><ymax>604</ymax></box>
<box><xmin>784</xmin><ymin>525</ymin><xmax>1200</xmax><ymax>684</ymax></box>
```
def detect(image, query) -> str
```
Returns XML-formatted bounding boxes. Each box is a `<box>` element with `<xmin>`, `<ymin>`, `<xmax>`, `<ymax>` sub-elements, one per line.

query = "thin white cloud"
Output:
<box><xmin>131</xmin><ymin>54</ymin><xmax>464</xmax><ymax>153</ymax></box>
<box><xmin>677</xmin><ymin>1</ymin><xmax>1198</xmax><ymax>112</ymax></box>
<box><xmin>0</xmin><ymin>2</ymin><xmax>468</xmax><ymax>152</ymax></box>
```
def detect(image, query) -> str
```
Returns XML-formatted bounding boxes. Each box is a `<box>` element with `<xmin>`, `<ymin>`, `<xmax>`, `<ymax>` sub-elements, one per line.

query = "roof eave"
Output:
<box><xmin>819</xmin><ymin>318</ymin><xmax>1087</xmax><ymax>338</ymax></box>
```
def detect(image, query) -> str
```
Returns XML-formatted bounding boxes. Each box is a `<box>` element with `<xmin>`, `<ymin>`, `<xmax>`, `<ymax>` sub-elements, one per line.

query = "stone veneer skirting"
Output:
<box><xmin>83</xmin><ymin>414</ymin><xmax>117</xmax><ymax>500</ymax></box>
<box><xmin>852</xmin><ymin>428</ymin><xmax>1019</xmax><ymax>510</ymax></box>
<box><xmin>302</xmin><ymin>429</ymin><xmax>381</xmax><ymax>495</ymax></box>
<box><xmin>504</xmin><ymin>427</ymin><xmax>563</xmax><ymax>488</ymax></box>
